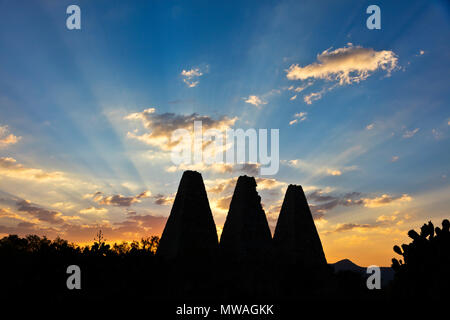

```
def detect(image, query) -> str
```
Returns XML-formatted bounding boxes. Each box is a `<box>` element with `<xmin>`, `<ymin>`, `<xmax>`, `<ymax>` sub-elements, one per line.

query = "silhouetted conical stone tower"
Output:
<box><xmin>273</xmin><ymin>185</ymin><xmax>327</xmax><ymax>268</ymax></box>
<box><xmin>220</xmin><ymin>176</ymin><xmax>272</xmax><ymax>262</ymax></box>
<box><xmin>156</xmin><ymin>170</ymin><xmax>218</xmax><ymax>260</ymax></box>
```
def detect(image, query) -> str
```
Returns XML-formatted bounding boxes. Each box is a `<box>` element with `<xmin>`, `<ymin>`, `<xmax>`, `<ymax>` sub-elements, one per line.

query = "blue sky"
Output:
<box><xmin>0</xmin><ymin>0</ymin><xmax>449</xmax><ymax>265</ymax></box>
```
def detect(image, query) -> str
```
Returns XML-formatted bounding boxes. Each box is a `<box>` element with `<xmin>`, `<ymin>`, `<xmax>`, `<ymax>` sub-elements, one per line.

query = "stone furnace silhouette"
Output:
<box><xmin>156</xmin><ymin>170</ymin><xmax>218</xmax><ymax>260</ymax></box>
<box><xmin>219</xmin><ymin>175</ymin><xmax>272</xmax><ymax>262</ymax></box>
<box><xmin>273</xmin><ymin>184</ymin><xmax>327</xmax><ymax>268</ymax></box>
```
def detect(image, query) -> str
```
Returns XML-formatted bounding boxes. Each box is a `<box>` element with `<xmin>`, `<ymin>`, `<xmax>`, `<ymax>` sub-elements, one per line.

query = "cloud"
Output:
<box><xmin>181</xmin><ymin>67</ymin><xmax>203</xmax><ymax>87</ymax></box>
<box><xmin>125</xmin><ymin>108</ymin><xmax>237</xmax><ymax>151</ymax></box>
<box><xmin>205</xmin><ymin>178</ymin><xmax>238</xmax><ymax>194</ymax></box>
<box><xmin>289</xmin><ymin>112</ymin><xmax>307</xmax><ymax>125</ymax></box>
<box><xmin>215</xmin><ymin>195</ymin><xmax>232</xmax><ymax>210</ymax></box>
<box><xmin>0</xmin><ymin>157</ymin><xmax>65</xmax><ymax>182</ymax></box>
<box><xmin>333</xmin><ymin>223</ymin><xmax>376</xmax><ymax>233</ymax></box>
<box><xmin>288</xmin><ymin>82</ymin><xmax>313</xmax><ymax>93</ymax></box>
<box><xmin>52</xmin><ymin>202</ymin><xmax>75</xmax><ymax>210</ymax></box>
<box><xmin>290</xmin><ymin>95</ymin><xmax>297</xmax><ymax>101</ymax></box>
<box><xmin>284</xmin><ymin>159</ymin><xmax>354</xmax><ymax>177</ymax></box>
<box><xmin>326</xmin><ymin>169</ymin><xmax>342</xmax><ymax>176</ymax></box>
<box><xmin>255</xmin><ymin>177</ymin><xmax>286</xmax><ymax>190</ymax></box>
<box><xmin>0</xmin><ymin>208</ymin><xmax>168</xmax><ymax>243</ymax></box>
<box><xmin>204</xmin><ymin>176</ymin><xmax>286</xmax><ymax>196</ymax></box>
<box><xmin>391</xmin><ymin>156</ymin><xmax>399</xmax><ymax>162</ymax></box>
<box><xmin>324</xmin><ymin>211</ymin><xmax>412</xmax><ymax>235</ymax></box>
<box><xmin>308</xmin><ymin>190</ymin><xmax>364</xmax><ymax>214</ymax></box>
<box><xmin>402</xmin><ymin>128</ymin><xmax>419</xmax><ymax>138</ymax></box>
<box><xmin>114</xmin><ymin>214</ymin><xmax>167</xmax><ymax>233</ymax></box>
<box><xmin>166</xmin><ymin>162</ymin><xmax>233</xmax><ymax>174</ymax></box>
<box><xmin>286</xmin><ymin>44</ymin><xmax>398</xmax><ymax>104</ymax></box>
<box><xmin>244</xmin><ymin>95</ymin><xmax>267</xmax><ymax>107</ymax></box>
<box><xmin>166</xmin><ymin>162</ymin><xmax>261</xmax><ymax>176</ymax></box>
<box><xmin>153</xmin><ymin>194</ymin><xmax>175</xmax><ymax>206</ymax></box>
<box><xmin>87</xmin><ymin>190</ymin><xmax>151</xmax><ymax>207</ymax></box>
<box><xmin>307</xmin><ymin>189</ymin><xmax>412</xmax><ymax>215</ymax></box>
<box><xmin>366</xmin><ymin>123</ymin><xmax>375</xmax><ymax>130</ymax></box>
<box><xmin>362</xmin><ymin>194</ymin><xmax>412</xmax><ymax>208</ymax></box>
<box><xmin>304</xmin><ymin>90</ymin><xmax>324</xmax><ymax>104</ymax></box>
<box><xmin>16</xmin><ymin>200</ymin><xmax>64</xmax><ymax>224</ymax></box>
<box><xmin>79</xmin><ymin>207</ymin><xmax>108</xmax><ymax>215</ymax></box>
<box><xmin>0</xmin><ymin>125</ymin><xmax>21</xmax><ymax>147</ymax></box>
<box><xmin>432</xmin><ymin>128</ymin><xmax>443</xmax><ymax>140</ymax></box>
<box><xmin>286</xmin><ymin>44</ymin><xmax>398</xmax><ymax>84</ymax></box>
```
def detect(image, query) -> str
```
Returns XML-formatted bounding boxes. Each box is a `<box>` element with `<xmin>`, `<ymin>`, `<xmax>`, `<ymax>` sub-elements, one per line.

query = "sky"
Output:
<box><xmin>0</xmin><ymin>0</ymin><xmax>449</xmax><ymax>266</ymax></box>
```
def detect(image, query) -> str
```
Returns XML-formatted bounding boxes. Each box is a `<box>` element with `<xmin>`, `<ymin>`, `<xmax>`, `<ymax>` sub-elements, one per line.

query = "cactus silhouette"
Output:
<box><xmin>391</xmin><ymin>219</ymin><xmax>450</xmax><ymax>298</ymax></box>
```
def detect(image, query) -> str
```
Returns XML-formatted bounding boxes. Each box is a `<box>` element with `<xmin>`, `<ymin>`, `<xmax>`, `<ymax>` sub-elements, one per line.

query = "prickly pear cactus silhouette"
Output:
<box><xmin>391</xmin><ymin>219</ymin><xmax>450</xmax><ymax>298</ymax></box>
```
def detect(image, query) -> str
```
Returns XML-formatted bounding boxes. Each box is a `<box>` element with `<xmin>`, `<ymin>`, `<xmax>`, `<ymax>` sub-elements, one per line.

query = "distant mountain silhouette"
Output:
<box><xmin>332</xmin><ymin>258</ymin><xmax>365</xmax><ymax>273</ymax></box>
<box><xmin>330</xmin><ymin>259</ymin><xmax>394</xmax><ymax>286</ymax></box>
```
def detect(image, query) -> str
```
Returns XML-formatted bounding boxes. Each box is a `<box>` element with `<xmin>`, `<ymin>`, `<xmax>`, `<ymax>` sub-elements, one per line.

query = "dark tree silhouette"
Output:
<box><xmin>0</xmin><ymin>232</ymin><xmax>161</xmax><ymax>301</ymax></box>
<box><xmin>391</xmin><ymin>219</ymin><xmax>450</xmax><ymax>298</ymax></box>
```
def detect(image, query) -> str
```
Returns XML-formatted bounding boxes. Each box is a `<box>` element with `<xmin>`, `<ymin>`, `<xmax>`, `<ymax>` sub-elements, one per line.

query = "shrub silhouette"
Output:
<box><xmin>0</xmin><ymin>231</ymin><xmax>161</xmax><ymax>300</ymax></box>
<box><xmin>391</xmin><ymin>219</ymin><xmax>450</xmax><ymax>298</ymax></box>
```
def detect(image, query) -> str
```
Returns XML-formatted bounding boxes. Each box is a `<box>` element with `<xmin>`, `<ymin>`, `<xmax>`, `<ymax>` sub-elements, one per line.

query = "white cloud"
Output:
<box><xmin>289</xmin><ymin>112</ymin><xmax>307</xmax><ymax>125</ymax></box>
<box><xmin>283</xmin><ymin>159</ymin><xmax>356</xmax><ymax>177</ymax></box>
<box><xmin>181</xmin><ymin>67</ymin><xmax>203</xmax><ymax>87</ymax></box>
<box><xmin>286</xmin><ymin>44</ymin><xmax>399</xmax><ymax>104</ymax></box>
<box><xmin>288</xmin><ymin>82</ymin><xmax>313</xmax><ymax>92</ymax></box>
<box><xmin>366</xmin><ymin>123</ymin><xmax>375</xmax><ymax>130</ymax></box>
<box><xmin>244</xmin><ymin>95</ymin><xmax>267</xmax><ymax>107</ymax></box>
<box><xmin>432</xmin><ymin>128</ymin><xmax>443</xmax><ymax>140</ymax></box>
<box><xmin>304</xmin><ymin>91</ymin><xmax>323</xmax><ymax>104</ymax></box>
<box><xmin>402</xmin><ymin>128</ymin><xmax>419</xmax><ymax>138</ymax></box>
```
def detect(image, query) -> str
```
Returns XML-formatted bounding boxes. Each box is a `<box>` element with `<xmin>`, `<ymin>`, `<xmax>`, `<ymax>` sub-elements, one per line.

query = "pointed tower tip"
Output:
<box><xmin>286</xmin><ymin>184</ymin><xmax>305</xmax><ymax>192</ymax></box>
<box><xmin>236</xmin><ymin>175</ymin><xmax>257</xmax><ymax>188</ymax></box>
<box><xmin>181</xmin><ymin>170</ymin><xmax>202</xmax><ymax>178</ymax></box>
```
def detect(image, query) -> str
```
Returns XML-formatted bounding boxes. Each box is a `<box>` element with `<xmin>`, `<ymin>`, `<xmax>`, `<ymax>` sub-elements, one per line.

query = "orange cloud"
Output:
<box><xmin>0</xmin><ymin>157</ymin><xmax>64</xmax><ymax>181</ymax></box>
<box><xmin>0</xmin><ymin>125</ymin><xmax>21</xmax><ymax>147</ymax></box>
<box><xmin>86</xmin><ymin>190</ymin><xmax>151</xmax><ymax>207</ymax></box>
<box><xmin>363</xmin><ymin>194</ymin><xmax>412</xmax><ymax>208</ymax></box>
<box><xmin>286</xmin><ymin>44</ymin><xmax>398</xmax><ymax>85</ymax></box>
